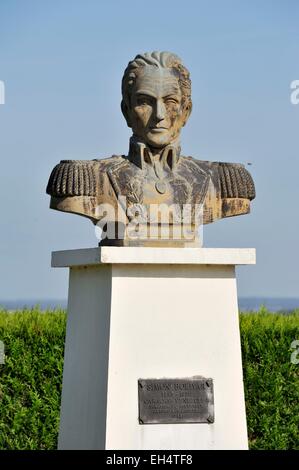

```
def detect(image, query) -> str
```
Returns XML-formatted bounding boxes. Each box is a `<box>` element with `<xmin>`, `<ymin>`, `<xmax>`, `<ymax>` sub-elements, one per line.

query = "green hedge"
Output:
<box><xmin>0</xmin><ymin>309</ymin><xmax>66</xmax><ymax>450</ymax></box>
<box><xmin>240</xmin><ymin>309</ymin><xmax>299</xmax><ymax>449</ymax></box>
<box><xmin>0</xmin><ymin>308</ymin><xmax>298</xmax><ymax>450</ymax></box>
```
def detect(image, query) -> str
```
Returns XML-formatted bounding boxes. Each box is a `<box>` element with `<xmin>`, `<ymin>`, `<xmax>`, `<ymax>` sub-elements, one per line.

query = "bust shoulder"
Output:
<box><xmin>181</xmin><ymin>157</ymin><xmax>255</xmax><ymax>201</ymax></box>
<box><xmin>46</xmin><ymin>155</ymin><xmax>123</xmax><ymax>197</ymax></box>
<box><xmin>214</xmin><ymin>161</ymin><xmax>255</xmax><ymax>200</ymax></box>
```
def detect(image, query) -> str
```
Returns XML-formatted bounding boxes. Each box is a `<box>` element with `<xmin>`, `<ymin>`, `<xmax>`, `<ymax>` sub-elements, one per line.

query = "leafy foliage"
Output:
<box><xmin>240</xmin><ymin>309</ymin><xmax>299</xmax><ymax>449</ymax></box>
<box><xmin>0</xmin><ymin>308</ymin><xmax>66</xmax><ymax>449</ymax></box>
<box><xmin>0</xmin><ymin>307</ymin><xmax>298</xmax><ymax>449</ymax></box>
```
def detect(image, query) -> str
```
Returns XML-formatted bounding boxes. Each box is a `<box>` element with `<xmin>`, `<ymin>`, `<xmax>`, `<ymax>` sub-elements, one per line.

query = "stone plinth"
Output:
<box><xmin>52</xmin><ymin>247</ymin><xmax>255</xmax><ymax>450</ymax></box>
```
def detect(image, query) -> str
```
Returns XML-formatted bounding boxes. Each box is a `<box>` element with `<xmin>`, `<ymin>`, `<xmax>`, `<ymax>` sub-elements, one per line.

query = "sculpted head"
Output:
<box><xmin>121</xmin><ymin>51</ymin><xmax>192</xmax><ymax>149</ymax></box>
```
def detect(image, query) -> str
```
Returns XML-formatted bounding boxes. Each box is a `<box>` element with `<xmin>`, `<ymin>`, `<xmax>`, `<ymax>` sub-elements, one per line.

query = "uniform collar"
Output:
<box><xmin>128</xmin><ymin>136</ymin><xmax>181</xmax><ymax>171</ymax></box>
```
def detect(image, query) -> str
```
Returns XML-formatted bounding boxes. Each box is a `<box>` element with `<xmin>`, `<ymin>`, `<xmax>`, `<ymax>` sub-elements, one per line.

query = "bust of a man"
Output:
<box><xmin>47</xmin><ymin>51</ymin><xmax>255</xmax><ymax>246</ymax></box>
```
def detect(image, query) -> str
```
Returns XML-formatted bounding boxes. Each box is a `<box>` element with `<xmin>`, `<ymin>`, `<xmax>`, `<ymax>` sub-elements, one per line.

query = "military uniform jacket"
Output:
<box><xmin>47</xmin><ymin>148</ymin><xmax>255</xmax><ymax>228</ymax></box>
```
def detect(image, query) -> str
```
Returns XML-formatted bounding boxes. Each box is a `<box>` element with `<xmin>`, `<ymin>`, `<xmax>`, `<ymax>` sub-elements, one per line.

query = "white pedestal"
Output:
<box><xmin>52</xmin><ymin>247</ymin><xmax>255</xmax><ymax>450</ymax></box>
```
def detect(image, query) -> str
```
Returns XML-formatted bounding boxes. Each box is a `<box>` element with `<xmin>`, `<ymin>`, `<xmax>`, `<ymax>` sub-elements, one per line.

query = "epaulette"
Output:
<box><xmin>218</xmin><ymin>162</ymin><xmax>255</xmax><ymax>200</ymax></box>
<box><xmin>46</xmin><ymin>160</ymin><xmax>98</xmax><ymax>197</ymax></box>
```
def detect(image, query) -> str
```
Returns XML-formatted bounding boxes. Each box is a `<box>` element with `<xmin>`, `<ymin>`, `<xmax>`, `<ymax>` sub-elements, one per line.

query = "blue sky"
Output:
<box><xmin>0</xmin><ymin>0</ymin><xmax>298</xmax><ymax>300</ymax></box>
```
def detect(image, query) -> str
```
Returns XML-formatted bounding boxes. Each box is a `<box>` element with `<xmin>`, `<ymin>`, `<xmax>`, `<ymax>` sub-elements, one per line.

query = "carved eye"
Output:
<box><xmin>137</xmin><ymin>96</ymin><xmax>152</xmax><ymax>106</ymax></box>
<box><xmin>165</xmin><ymin>97</ymin><xmax>178</xmax><ymax>105</ymax></box>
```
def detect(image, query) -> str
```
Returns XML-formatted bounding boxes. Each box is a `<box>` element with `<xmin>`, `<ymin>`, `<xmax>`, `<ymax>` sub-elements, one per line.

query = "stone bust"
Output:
<box><xmin>47</xmin><ymin>51</ymin><xmax>255</xmax><ymax>246</ymax></box>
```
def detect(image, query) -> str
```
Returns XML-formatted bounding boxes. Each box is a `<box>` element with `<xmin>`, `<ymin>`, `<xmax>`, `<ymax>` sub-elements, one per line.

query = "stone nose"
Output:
<box><xmin>155</xmin><ymin>99</ymin><xmax>166</xmax><ymax>121</ymax></box>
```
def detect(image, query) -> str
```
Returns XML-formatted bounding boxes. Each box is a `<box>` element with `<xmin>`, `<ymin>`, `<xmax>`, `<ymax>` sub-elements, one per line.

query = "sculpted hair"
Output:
<box><xmin>121</xmin><ymin>51</ymin><xmax>192</xmax><ymax>111</ymax></box>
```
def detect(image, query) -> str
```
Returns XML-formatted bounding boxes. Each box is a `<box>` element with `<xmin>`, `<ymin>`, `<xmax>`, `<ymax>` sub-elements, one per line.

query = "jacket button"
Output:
<box><xmin>155</xmin><ymin>181</ymin><xmax>166</xmax><ymax>194</ymax></box>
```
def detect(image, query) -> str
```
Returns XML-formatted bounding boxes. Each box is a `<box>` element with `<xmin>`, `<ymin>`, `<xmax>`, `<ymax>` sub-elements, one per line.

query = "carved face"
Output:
<box><xmin>125</xmin><ymin>67</ymin><xmax>190</xmax><ymax>148</ymax></box>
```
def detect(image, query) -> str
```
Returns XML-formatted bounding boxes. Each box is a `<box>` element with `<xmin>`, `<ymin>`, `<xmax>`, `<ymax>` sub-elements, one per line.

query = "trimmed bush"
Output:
<box><xmin>240</xmin><ymin>309</ymin><xmax>299</xmax><ymax>449</ymax></box>
<box><xmin>0</xmin><ymin>307</ymin><xmax>298</xmax><ymax>449</ymax></box>
<box><xmin>0</xmin><ymin>309</ymin><xmax>66</xmax><ymax>449</ymax></box>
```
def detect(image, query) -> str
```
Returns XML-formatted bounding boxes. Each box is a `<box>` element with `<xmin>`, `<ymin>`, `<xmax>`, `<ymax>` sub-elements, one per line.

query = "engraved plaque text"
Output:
<box><xmin>138</xmin><ymin>377</ymin><xmax>214</xmax><ymax>424</ymax></box>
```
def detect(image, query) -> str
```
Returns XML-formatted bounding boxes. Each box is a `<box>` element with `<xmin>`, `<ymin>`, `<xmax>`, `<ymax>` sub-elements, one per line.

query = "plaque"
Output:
<box><xmin>138</xmin><ymin>377</ymin><xmax>214</xmax><ymax>424</ymax></box>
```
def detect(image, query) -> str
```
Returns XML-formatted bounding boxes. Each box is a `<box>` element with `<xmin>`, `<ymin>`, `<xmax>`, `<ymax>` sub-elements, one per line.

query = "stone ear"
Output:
<box><xmin>121</xmin><ymin>100</ymin><xmax>132</xmax><ymax>128</ymax></box>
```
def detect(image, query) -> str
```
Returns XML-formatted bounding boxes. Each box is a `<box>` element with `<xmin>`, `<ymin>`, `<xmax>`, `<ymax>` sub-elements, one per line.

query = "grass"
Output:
<box><xmin>0</xmin><ymin>306</ymin><xmax>298</xmax><ymax>449</ymax></box>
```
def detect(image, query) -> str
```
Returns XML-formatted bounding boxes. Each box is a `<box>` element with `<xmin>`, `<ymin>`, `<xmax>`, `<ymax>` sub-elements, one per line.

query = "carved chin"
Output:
<box><xmin>145</xmin><ymin>130</ymin><xmax>179</xmax><ymax>147</ymax></box>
